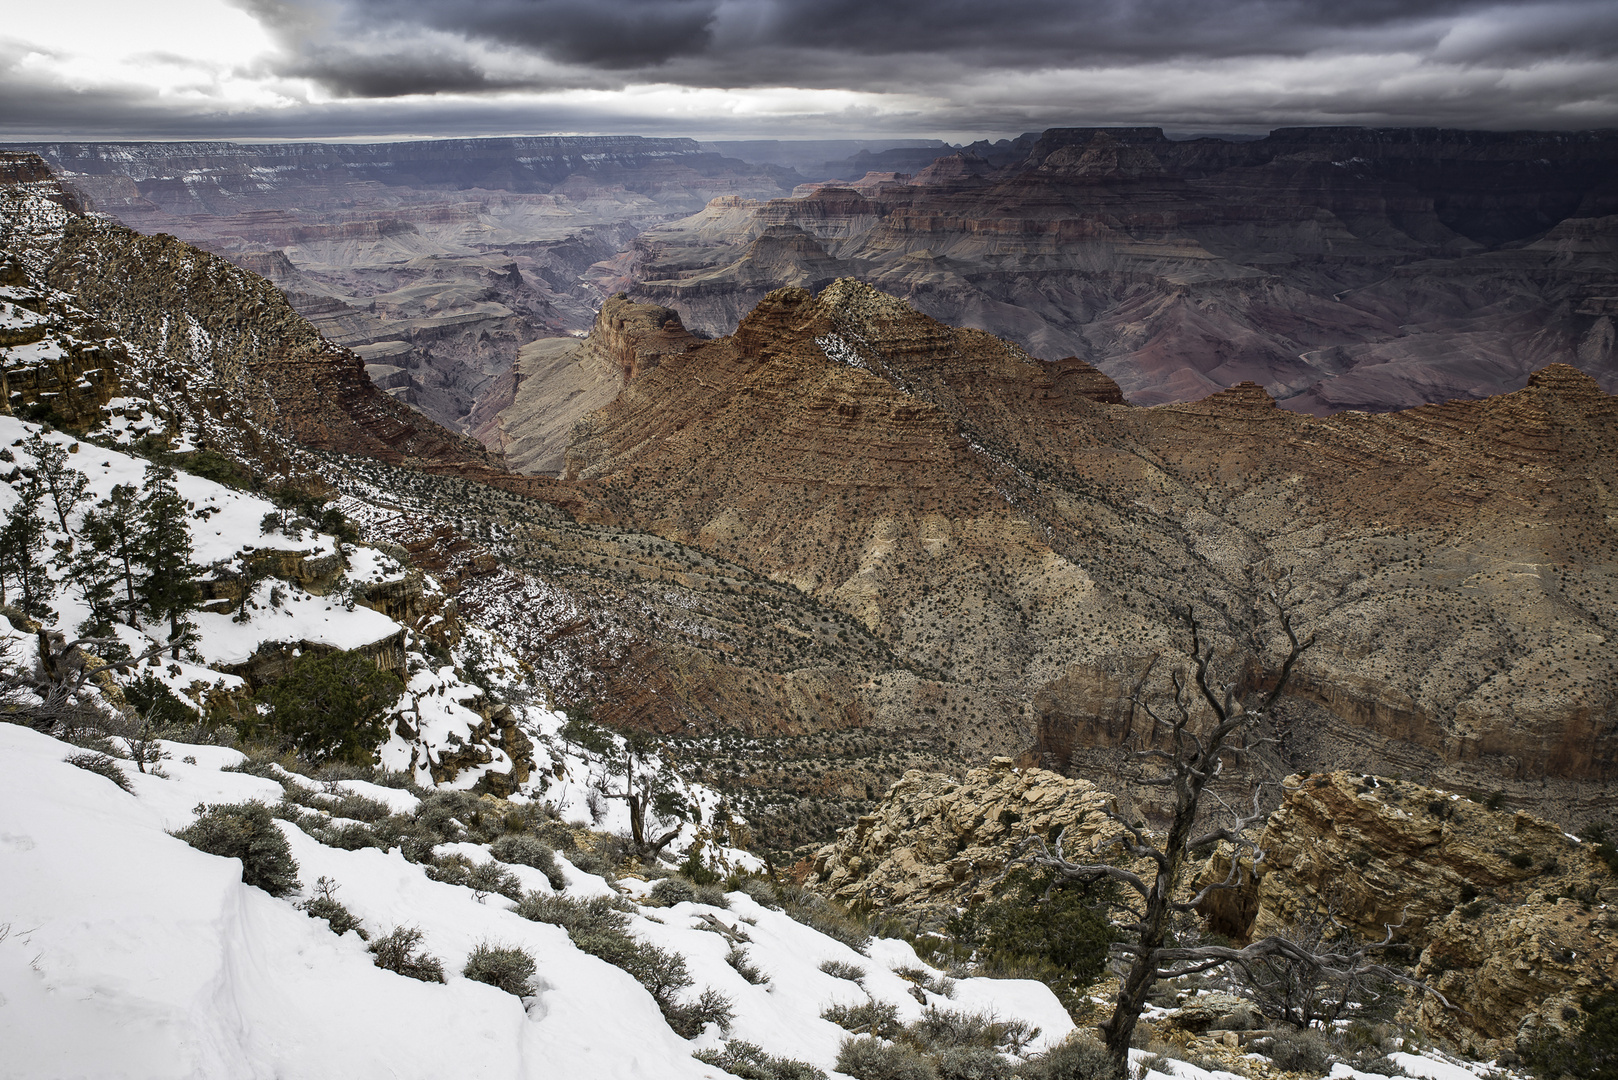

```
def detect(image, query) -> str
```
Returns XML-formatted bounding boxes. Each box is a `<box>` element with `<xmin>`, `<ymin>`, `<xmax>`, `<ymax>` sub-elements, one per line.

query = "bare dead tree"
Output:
<box><xmin>1222</xmin><ymin>894</ymin><xmax>1409</xmax><ymax>1030</ymax></box>
<box><xmin>2</xmin><ymin>630</ymin><xmax>171</xmax><ymax>766</ymax></box>
<box><xmin>1010</xmin><ymin>600</ymin><xmax>1449</xmax><ymax>1070</ymax></box>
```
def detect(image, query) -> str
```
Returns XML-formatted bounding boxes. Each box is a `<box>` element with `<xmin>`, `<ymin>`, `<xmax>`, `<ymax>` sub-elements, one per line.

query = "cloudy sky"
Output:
<box><xmin>2</xmin><ymin>0</ymin><xmax>1616</xmax><ymax>142</ymax></box>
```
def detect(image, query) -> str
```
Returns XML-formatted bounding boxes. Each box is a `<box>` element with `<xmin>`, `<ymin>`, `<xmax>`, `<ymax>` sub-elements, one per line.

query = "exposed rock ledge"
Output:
<box><xmin>809</xmin><ymin>760</ymin><xmax>1617</xmax><ymax>1055</ymax></box>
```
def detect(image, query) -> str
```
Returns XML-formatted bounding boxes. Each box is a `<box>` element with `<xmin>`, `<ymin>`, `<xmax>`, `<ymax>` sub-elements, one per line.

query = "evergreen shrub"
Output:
<box><xmin>173</xmin><ymin>801</ymin><xmax>300</xmax><ymax>896</ymax></box>
<box><xmin>462</xmin><ymin>941</ymin><xmax>537</xmax><ymax>996</ymax></box>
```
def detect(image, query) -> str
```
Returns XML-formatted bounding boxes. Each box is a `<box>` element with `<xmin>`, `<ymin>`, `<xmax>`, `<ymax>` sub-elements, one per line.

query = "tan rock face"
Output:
<box><xmin>806</xmin><ymin>759</ymin><xmax>1128</xmax><ymax>917</ymax></box>
<box><xmin>1206</xmin><ymin>771</ymin><xmax>1618</xmax><ymax>1053</ymax></box>
<box><xmin>482</xmin><ymin>295</ymin><xmax>696</xmax><ymax>476</ymax></box>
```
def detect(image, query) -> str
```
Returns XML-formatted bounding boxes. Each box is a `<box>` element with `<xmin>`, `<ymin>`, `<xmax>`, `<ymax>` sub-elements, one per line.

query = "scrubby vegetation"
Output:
<box><xmin>462</xmin><ymin>941</ymin><xmax>538</xmax><ymax>997</ymax></box>
<box><xmin>515</xmin><ymin>892</ymin><xmax>733</xmax><ymax>1036</ymax></box>
<box><xmin>695</xmin><ymin>1040</ymin><xmax>828</xmax><ymax>1080</ymax></box>
<box><xmin>367</xmin><ymin>926</ymin><xmax>446</xmax><ymax>983</ymax></box>
<box><xmin>1525</xmin><ymin>990</ymin><xmax>1618</xmax><ymax>1080</ymax></box>
<box><xmin>172</xmin><ymin>800</ymin><xmax>300</xmax><ymax>896</ymax></box>
<box><xmin>937</xmin><ymin>868</ymin><xmax>1116</xmax><ymax>1011</ymax></box>
<box><xmin>256</xmin><ymin>650</ymin><xmax>403</xmax><ymax>765</ymax></box>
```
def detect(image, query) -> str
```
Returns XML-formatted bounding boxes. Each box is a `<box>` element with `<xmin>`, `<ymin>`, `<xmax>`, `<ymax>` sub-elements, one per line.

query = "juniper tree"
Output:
<box><xmin>260</xmin><ymin>649</ymin><xmax>403</xmax><ymax>764</ymax></box>
<box><xmin>73</xmin><ymin>484</ymin><xmax>142</xmax><ymax>628</ymax></box>
<box><xmin>23</xmin><ymin>431</ymin><xmax>89</xmax><ymax>534</ymax></box>
<box><xmin>0</xmin><ymin>468</ymin><xmax>53</xmax><ymax>618</ymax></box>
<box><xmin>136</xmin><ymin>465</ymin><xmax>200</xmax><ymax>660</ymax></box>
<box><xmin>1013</xmin><ymin>600</ymin><xmax>1449</xmax><ymax>1071</ymax></box>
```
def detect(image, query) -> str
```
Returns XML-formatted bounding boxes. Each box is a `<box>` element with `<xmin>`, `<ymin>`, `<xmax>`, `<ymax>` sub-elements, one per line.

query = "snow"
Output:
<box><xmin>1390</xmin><ymin>1053</ymin><xmax>1497</xmax><ymax>1080</ymax></box>
<box><xmin>0</xmin><ymin>722</ymin><xmax>1077</xmax><ymax>1079</ymax></box>
<box><xmin>190</xmin><ymin>582</ymin><xmax>402</xmax><ymax>666</ymax></box>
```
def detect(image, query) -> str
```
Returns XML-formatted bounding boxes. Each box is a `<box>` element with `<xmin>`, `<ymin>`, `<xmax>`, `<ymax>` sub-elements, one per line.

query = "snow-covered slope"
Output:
<box><xmin>0</xmin><ymin>722</ymin><xmax>1074</xmax><ymax>1079</ymax></box>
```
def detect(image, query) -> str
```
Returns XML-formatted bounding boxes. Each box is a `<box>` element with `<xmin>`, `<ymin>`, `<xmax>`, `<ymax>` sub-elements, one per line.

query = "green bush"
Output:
<box><xmin>173</xmin><ymin>801</ymin><xmax>301</xmax><ymax>896</ymax></box>
<box><xmin>944</xmin><ymin>869</ymin><xmax>1116</xmax><ymax>1011</ymax></box>
<box><xmin>1524</xmin><ymin>991</ymin><xmax>1618</xmax><ymax>1080</ymax></box>
<box><xmin>727</xmin><ymin>946</ymin><xmax>770</xmax><ymax>985</ymax></box>
<box><xmin>1015</xmin><ymin>1037</ymin><xmax>1120</xmax><ymax>1080</ymax></box>
<box><xmin>651</xmin><ymin>876</ymin><xmax>697</xmax><ymax>906</ymax></box>
<box><xmin>903</xmin><ymin>1010</ymin><xmax>1039</xmax><ymax>1055</ymax></box>
<box><xmin>302</xmin><ymin>877</ymin><xmax>367</xmax><ymax>938</ymax></box>
<box><xmin>490</xmin><ymin>835</ymin><xmax>566</xmax><ymax>890</ymax></box>
<box><xmin>823</xmin><ymin>1000</ymin><xmax>903</xmax><ymax>1040</ymax></box>
<box><xmin>1268</xmin><ymin>1028</ymin><xmax>1335</xmax><ymax>1076</ymax></box>
<box><xmin>65</xmin><ymin>751</ymin><xmax>132</xmax><ymax>792</ymax></box>
<box><xmin>326</xmin><ymin>792</ymin><xmax>393</xmax><ymax>823</ymax></box>
<box><xmin>735</xmin><ymin>877</ymin><xmax>780</xmax><ymax>908</ymax></box>
<box><xmin>515</xmin><ymin>892</ymin><xmax>630</xmax><ymax>935</ymax></box>
<box><xmin>460</xmin><ymin>859</ymin><xmax>521</xmax><ymax>901</ymax></box>
<box><xmin>692</xmin><ymin>882</ymin><xmax>731</xmax><ymax>908</ymax></box>
<box><xmin>935</xmin><ymin>1047</ymin><xmax>1013</xmax><ymax>1080</ymax></box>
<box><xmin>694</xmin><ymin>1040</ymin><xmax>827</xmax><ymax>1080</ymax></box>
<box><xmin>304</xmin><ymin>895</ymin><xmax>366</xmax><ymax>938</ymax></box>
<box><xmin>517</xmin><ymin>891</ymin><xmax>729</xmax><ymax>1036</ymax></box>
<box><xmin>837</xmin><ymin>1036</ymin><xmax>939</xmax><ymax>1080</ymax></box>
<box><xmin>367</xmin><ymin>926</ymin><xmax>445</xmax><ymax>983</ymax></box>
<box><xmin>462</xmin><ymin>942</ymin><xmax>537</xmax><ymax>997</ymax></box>
<box><xmin>124</xmin><ymin>672</ymin><xmax>200</xmax><ymax>730</ymax></box>
<box><xmin>821</xmin><ymin>959</ymin><xmax>866</xmax><ymax>982</ymax></box>
<box><xmin>258</xmin><ymin>649</ymin><xmax>403</xmax><ymax>765</ymax></box>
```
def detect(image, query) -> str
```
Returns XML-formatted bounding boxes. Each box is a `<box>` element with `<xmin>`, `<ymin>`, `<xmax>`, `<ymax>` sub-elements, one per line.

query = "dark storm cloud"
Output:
<box><xmin>287</xmin><ymin>50</ymin><xmax>540</xmax><ymax>98</ymax></box>
<box><xmin>233</xmin><ymin>0</ymin><xmax>1618</xmax><ymax>107</ymax></box>
<box><xmin>4</xmin><ymin>0</ymin><xmax>1618</xmax><ymax>138</ymax></box>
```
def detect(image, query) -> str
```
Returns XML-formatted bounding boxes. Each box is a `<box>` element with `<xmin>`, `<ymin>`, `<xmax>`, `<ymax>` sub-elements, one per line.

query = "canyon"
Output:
<box><xmin>4</xmin><ymin>146</ymin><xmax>1615</xmax><ymax>849</ymax></box>
<box><xmin>613</xmin><ymin>126</ymin><xmax>1618</xmax><ymax>416</ymax></box>
<box><xmin>8</xmin><ymin>137</ymin><xmax>803</xmax><ymax>435</ymax></box>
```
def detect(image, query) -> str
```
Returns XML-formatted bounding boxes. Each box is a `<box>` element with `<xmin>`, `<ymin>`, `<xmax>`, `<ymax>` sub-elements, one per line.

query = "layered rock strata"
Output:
<box><xmin>550</xmin><ymin>279</ymin><xmax>1617</xmax><ymax>822</ymax></box>
<box><xmin>616</xmin><ymin>126</ymin><xmax>1618</xmax><ymax>413</ymax></box>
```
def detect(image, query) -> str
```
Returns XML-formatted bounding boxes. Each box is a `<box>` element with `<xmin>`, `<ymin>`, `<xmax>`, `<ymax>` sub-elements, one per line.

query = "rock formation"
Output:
<box><xmin>805</xmin><ymin>757</ymin><xmax>1128</xmax><ymax>917</ymax></box>
<box><xmin>616</xmin><ymin>126</ymin><xmax>1618</xmax><ymax>414</ymax></box>
<box><xmin>810</xmin><ymin>760</ymin><xmax>1618</xmax><ymax>1056</ymax></box>
<box><xmin>547</xmin><ymin>278</ymin><xmax>1617</xmax><ymax>825</ymax></box>
<box><xmin>1201</xmin><ymin>770</ymin><xmax>1618</xmax><ymax>1056</ymax></box>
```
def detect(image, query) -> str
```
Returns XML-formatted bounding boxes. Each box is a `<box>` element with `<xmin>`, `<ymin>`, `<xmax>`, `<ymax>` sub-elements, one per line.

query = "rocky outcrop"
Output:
<box><xmin>473</xmin><ymin>295</ymin><xmax>697</xmax><ymax>475</ymax></box>
<box><xmin>805</xmin><ymin>758</ymin><xmax>1128</xmax><ymax>917</ymax></box>
<box><xmin>1202</xmin><ymin>770</ymin><xmax>1618</xmax><ymax>1055</ymax></box>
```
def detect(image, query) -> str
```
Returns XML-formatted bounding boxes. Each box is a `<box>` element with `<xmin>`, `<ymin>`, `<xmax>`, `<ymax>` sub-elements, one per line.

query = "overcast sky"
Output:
<box><xmin>2</xmin><ymin>0</ymin><xmax>1616</xmax><ymax>142</ymax></box>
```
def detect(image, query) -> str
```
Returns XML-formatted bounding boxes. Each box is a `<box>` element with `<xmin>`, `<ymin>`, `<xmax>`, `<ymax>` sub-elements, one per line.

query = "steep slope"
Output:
<box><xmin>616</xmin><ymin>126</ymin><xmax>1618</xmax><ymax>413</ymax></box>
<box><xmin>552</xmin><ymin>280</ymin><xmax>1618</xmax><ymax>823</ymax></box>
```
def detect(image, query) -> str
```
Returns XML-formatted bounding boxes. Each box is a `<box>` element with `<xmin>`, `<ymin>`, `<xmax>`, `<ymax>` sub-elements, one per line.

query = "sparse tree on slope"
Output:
<box><xmin>1014</xmin><ymin>600</ymin><xmax>1449</xmax><ymax>1071</ymax></box>
<box><xmin>135</xmin><ymin>465</ymin><xmax>200</xmax><ymax>660</ymax></box>
<box><xmin>23</xmin><ymin>431</ymin><xmax>89</xmax><ymax>534</ymax></box>
<box><xmin>0</xmin><ymin>468</ymin><xmax>53</xmax><ymax>618</ymax></box>
<box><xmin>73</xmin><ymin>484</ymin><xmax>142</xmax><ymax>629</ymax></box>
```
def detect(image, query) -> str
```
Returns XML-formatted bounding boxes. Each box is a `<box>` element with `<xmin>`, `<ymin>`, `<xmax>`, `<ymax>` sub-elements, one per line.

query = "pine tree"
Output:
<box><xmin>0</xmin><ymin>469</ymin><xmax>53</xmax><ymax>618</ymax></box>
<box><xmin>23</xmin><ymin>431</ymin><xmax>90</xmax><ymax>534</ymax></box>
<box><xmin>135</xmin><ymin>465</ymin><xmax>200</xmax><ymax>660</ymax></box>
<box><xmin>74</xmin><ymin>484</ymin><xmax>142</xmax><ymax>627</ymax></box>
